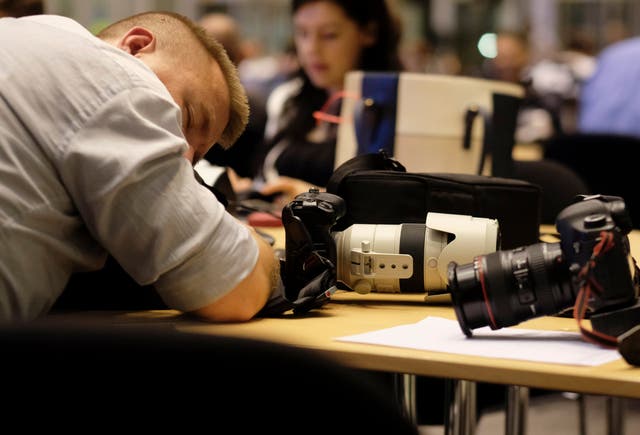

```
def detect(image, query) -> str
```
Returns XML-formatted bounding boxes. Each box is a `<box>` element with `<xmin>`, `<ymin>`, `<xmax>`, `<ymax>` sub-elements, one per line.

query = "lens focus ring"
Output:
<box><xmin>527</xmin><ymin>245</ymin><xmax>555</xmax><ymax>313</ymax></box>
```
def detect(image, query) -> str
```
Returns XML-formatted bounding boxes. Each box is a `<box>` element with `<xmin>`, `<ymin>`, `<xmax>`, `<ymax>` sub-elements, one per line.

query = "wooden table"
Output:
<box><xmin>44</xmin><ymin>225</ymin><xmax>640</xmax><ymax>435</ymax></box>
<box><xmin>107</xmin><ymin>292</ymin><xmax>637</xmax><ymax>400</ymax></box>
<box><xmin>100</xmin><ymin>288</ymin><xmax>638</xmax><ymax>435</ymax></box>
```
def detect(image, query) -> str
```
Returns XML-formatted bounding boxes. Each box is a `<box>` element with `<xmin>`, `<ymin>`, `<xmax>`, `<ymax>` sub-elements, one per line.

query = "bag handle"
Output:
<box><xmin>462</xmin><ymin>104</ymin><xmax>492</xmax><ymax>175</ymax></box>
<box><xmin>326</xmin><ymin>150</ymin><xmax>405</xmax><ymax>194</ymax></box>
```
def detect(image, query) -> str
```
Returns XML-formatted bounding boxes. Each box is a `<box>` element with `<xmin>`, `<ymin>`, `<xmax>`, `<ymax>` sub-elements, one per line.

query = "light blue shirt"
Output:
<box><xmin>578</xmin><ymin>37</ymin><xmax>640</xmax><ymax>137</ymax></box>
<box><xmin>0</xmin><ymin>15</ymin><xmax>258</xmax><ymax>320</ymax></box>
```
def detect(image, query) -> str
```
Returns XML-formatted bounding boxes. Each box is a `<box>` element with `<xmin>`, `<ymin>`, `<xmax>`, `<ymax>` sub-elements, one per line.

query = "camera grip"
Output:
<box><xmin>619</xmin><ymin>324</ymin><xmax>640</xmax><ymax>367</ymax></box>
<box><xmin>256</xmin><ymin>255</ymin><xmax>336</xmax><ymax>317</ymax></box>
<box><xmin>281</xmin><ymin>205</ymin><xmax>337</xmax><ymax>305</ymax></box>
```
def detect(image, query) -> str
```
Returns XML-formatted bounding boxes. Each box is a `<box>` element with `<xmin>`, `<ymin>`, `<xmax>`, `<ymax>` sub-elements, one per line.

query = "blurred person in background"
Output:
<box><xmin>526</xmin><ymin>32</ymin><xmax>596</xmax><ymax>136</ymax></box>
<box><xmin>0</xmin><ymin>0</ymin><xmax>43</xmax><ymax>17</ymax></box>
<box><xmin>399</xmin><ymin>37</ymin><xmax>432</xmax><ymax>73</ymax></box>
<box><xmin>399</xmin><ymin>36</ymin><xmax>461</xmax><ymax>76</ymax></box>
<box><xmin>481</xmin><ymin>30</ymin><xmax>589</xmax><ymax>144</ymax></box>
<box><xmin>482</xmin><ymin>31</ymin><xmax>530</xmax><ymax>84</ymax></box>
<box><xmin>577</xmin><ymin>35</ymin><xmax>640</xmax><ymax>138</ymax></box>
<box><xmin>198</xmin><ymin>12</ymin><xmax>294</xmax><ymax>103</ymax></box>
<box><xmin>198</xmin><ymin>12</ymin><xmax>269</xmax><ymax>187</ymax></box>
<box><xmin>480</xmin><ymin>30</ymin><xmax>556</xmax><ymax>144</ymax></box>
<box><xmin>253</xmin><ymin>0</ymin><xmax>403</xmax><ymax>206</ymax></box>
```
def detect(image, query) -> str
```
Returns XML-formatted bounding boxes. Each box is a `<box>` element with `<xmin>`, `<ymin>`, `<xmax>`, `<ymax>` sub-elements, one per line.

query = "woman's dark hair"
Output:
<box><xmin>292</xmin><ymin>0</ymin><xmax>402</xmax><ymax>72</ymax></box>
<box><xmin>0</xmin><ymin>0</ymin><xmax>44</xmax><ymax>17</ymax></box>
<box><xmin>271</xmin><ymin>0</ymin><xmax>402</xmax><ymax>158</ymax></box>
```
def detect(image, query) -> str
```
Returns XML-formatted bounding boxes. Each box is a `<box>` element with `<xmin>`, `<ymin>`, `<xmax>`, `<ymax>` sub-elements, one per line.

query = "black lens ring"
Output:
<box><xmin>399</xmin><ymin>224</ymin><xmax>426</xmax><ymax>293</ymax></box>
<box><xmin>527</xmin><ymin>243</ymin><xmax>557</xmax><ymax>314</ymax></box>
<box><xmin>483</xmin><ymin>252</ymin><xmax>521</xmax><ymax>328</ymax></box>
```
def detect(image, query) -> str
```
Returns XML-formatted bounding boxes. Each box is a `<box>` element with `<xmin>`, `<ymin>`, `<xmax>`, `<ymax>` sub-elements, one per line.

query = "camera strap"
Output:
<box><xmin>573</xmin><ymin>230</ymin><xmax>640</xmax><ymax>366</ymax></box>
<box><xmin>257</xmin><ymin>258</ymin><xmax>337</xmax><ymax>317</ymax></box>
<box><xmin>258</xmin><ymin>204</ymin><xmax>339</xmax><ymax>317</ymax></box>
<box><xmin>573</xmin><ymin>231</ymin><xmax>619</xmax><ymax>348</ymax></box>
<box><xmin>618</xmin><ymin>324</ymin><xmax>640</xmax><ymax>366</ymax></box>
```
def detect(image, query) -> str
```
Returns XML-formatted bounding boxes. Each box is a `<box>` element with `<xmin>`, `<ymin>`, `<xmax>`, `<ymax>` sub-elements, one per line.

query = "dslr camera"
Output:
<box><xmin>282</xmin><ymin>188</ymin><xmax>500</xmax><ymax>298</ymax></box>
<box><xmin>448</xmin><ymin>194</ymin><xmax>640</xmax><ymax>362</ymax></box>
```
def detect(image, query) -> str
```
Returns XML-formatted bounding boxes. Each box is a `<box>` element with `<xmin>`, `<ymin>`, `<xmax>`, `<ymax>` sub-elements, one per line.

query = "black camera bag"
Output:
<box><xmin>326</xmin><ymin>152</ymin><xmax>541</xmax><ymax>250</ymax></box>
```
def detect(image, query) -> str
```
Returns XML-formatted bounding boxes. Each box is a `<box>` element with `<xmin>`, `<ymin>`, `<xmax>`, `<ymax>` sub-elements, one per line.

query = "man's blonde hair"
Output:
<box><xmin>98</xmin><ymin>11</ymin><xmax>248</xmax><ymax>149</ymax></box>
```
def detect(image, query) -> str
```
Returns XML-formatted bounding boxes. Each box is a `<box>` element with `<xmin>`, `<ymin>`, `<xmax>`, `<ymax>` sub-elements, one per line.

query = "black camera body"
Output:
<box><xmin>448</xmin><ymin>194</ymin><xmax>640</xmax><ymax>344</ymax></box>
<box><xmin>283</xmin><ymin>188</ymin><xmax>345</xmax><ymax>264</ymax></box>
<box><xmin>556</xmin><ymin>194</ymin><xmax>637</xmax><ymax>324</ymax></box>
<box><xmin>281</xmin><ymin>189</ymin><xmax>345</xmax><ymax>301</ymax></box>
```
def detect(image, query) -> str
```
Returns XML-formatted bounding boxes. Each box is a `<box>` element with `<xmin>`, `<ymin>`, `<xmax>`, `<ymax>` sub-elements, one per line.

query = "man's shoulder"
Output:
<box><xmin>19</xmin><ymin>15</ymin><xmax>93</xmax><ymax>38</ymax></box>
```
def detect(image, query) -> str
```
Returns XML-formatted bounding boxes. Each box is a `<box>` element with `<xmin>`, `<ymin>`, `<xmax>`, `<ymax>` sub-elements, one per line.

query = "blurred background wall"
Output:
<box><xmin>42</xmin><ymin>0</ymin><xmax>640</xmax><ymax>74</ymax></box>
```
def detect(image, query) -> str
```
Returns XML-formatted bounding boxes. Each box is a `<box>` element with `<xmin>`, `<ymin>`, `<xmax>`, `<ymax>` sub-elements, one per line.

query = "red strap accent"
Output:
<box><xmin>573</xmin><ymin>231</ymin><xmax>618</xmax><ymax>348</ymax></box>
<box><xmin>312</xmin><ymin>90</ymin><xmax>360</xmax><ymax>126</ymax></box>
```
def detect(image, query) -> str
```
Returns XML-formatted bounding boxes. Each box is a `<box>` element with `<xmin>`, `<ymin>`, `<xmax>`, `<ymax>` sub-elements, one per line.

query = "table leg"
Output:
<box><xmin>445</xmin><ymin>379</ymin><xmax>477</xmax><ymax>435</ymax></box>
<box><xmin>578</xmin><ymin>394</ymin><xmax>586</xmax><ymax>435</ymax></box>
<box><xmin>577</xmin><ymin>393</ymin><xmax>626</xmax><ymax>435</ymax></box>
<box><xmin>607</xmin><ymin>396</ymin><xmax>625</xmax><ymax>435</ymax></box>
<box><xmin>505</xmin><ymin>385</ymin><xmax>529</xmax><ymax>435</ymax></box>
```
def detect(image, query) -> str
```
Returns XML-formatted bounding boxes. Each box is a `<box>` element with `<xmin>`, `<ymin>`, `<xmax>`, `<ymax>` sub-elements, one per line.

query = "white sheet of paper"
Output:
<box><xmin>336</xmin><ymin>316</ymin><xmax>621</xmax><ymax>366</ymax></box>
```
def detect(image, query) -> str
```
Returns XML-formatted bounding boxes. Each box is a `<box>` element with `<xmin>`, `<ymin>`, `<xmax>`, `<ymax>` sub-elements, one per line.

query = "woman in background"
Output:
<box><xmin>256</xmin><ymin>0</ymin><xmax>402</xmax><ymax>203</ymax></box>
<box><xmin>0</xmin><ymin>0</ymin><xmax>43</xmax><ymax>17</ymax></box>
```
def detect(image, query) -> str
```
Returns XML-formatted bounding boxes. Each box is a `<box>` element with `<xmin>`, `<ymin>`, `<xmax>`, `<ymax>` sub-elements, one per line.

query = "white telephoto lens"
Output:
<box><xmin>332</xmin><ymin>213</ymin><xmax>499</xmax><ymax>294</ymax></box>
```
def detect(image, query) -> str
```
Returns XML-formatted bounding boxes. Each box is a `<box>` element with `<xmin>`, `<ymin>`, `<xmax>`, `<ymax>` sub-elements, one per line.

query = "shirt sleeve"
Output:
<box><xmin>59</xmin><ymin>87</ymin><xmax>259</xmax><ymax>311</ymax></box>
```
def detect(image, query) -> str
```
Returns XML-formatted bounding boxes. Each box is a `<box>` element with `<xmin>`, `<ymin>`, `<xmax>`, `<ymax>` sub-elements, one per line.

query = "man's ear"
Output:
<box><xmin>117</xmin><ymin>26</ymin><xmax>156</xmax><ymax>55</ymax></box>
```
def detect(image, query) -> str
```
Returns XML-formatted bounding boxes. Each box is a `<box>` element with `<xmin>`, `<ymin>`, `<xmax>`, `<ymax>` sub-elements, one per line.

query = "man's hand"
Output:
<box><xmin>260</xmin><ymin>176</ymin><xmax>321</xmax><ymax>209</ymax></box>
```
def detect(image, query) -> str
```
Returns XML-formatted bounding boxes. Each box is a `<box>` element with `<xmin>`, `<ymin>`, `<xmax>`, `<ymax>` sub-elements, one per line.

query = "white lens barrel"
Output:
<box><xmin>426</xmin><ymin>212</ymin><xmax>500</xmax><ymax>285</ymax></box>
<box><xmin>333</xmin><ymin>213</ymin><xmax>499</xmax><ymax>294</ymax></box>
<box><xmin>334</xmin><ymin>224</ymin><xmax>412</xmax><ymax>293</ymax></box>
